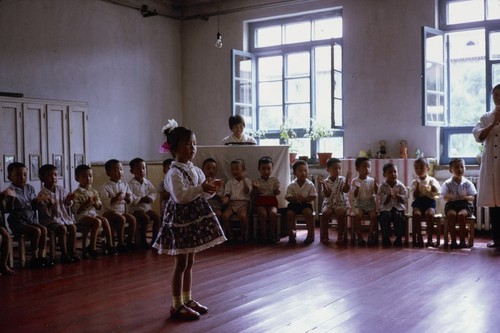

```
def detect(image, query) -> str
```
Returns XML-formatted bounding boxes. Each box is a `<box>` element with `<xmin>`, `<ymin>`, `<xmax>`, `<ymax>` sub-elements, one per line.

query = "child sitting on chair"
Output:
<box><xmin>286</xmin><ymin>160</ymin><xmax>317</xmax><ymax>245</ymax></box>
<box><xmin>378</xmin><ymin>163</ymin><xmax>407</xmax><ymax>247</ymax></box>
<box><xmin>37</xmin><ymin>164</ymin><xmax>80</xmax><ymax>264</ymax></box>
<box><xmin>441</xmin><ymin>158</ymin><xmax>477</xmax><ymax>249</ymax></box>
<box><xmin>0</xmin><ymin>187</ymin><xmax>16</xmax><ymax>275</ymax></box>
<box><xmin>351</xmin><ymin>157</ymin><xmax>378</xmax><ymax>246</ymax></box>
<box><xmin>222</xmin><ymin>115</ymin><xmax>257</xmax><ymax>145</ymax></box>
<box><xmin>128</xmin><ymin>158</ymin><xmax>160</xmax><ymax>249</ymax></box>
<box><xmin>72</xmin><ymin>164</ymin><xmax>116</xmax><ymax>257</ymax></box>
<box><xmin>411</xmin><ymin>157</ymin><xmax>441</xmax><ymax>247</ymax></box>
<box><xmin>221</xmin><ymin>159</ymin><xmax>252</xmax><ymax>242</ymax></box>
<box><xmin>252</xmin><ymin>156</ymin><xmax>281</xmax><ymax>243</ymax></box>
<box><xmin>4</xmin><ymin>162</ymin><xmax>53</xmax><ymax>268</ymax></box>
<box><xmin>202</xmin><ymin>158</ymin><xmax>224</xmax><ymax>220</ymax></box>
<box><xmin>99</xmin><ymin>159</ymin><xmax>137</xmax><ymax>252</ymax></box>
<box><xmin>318</xmin><ymin>157</ymin><xmax>351</xmax><ymax>245</ymax></box>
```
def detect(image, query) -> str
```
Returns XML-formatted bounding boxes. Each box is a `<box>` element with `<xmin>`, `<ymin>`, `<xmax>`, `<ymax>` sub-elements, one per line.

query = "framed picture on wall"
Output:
<box><xmin>3</xmin><ymin>155</ymin><xmax>15</xmax><ymax>182</ymax></box>
<box><xmin>74</xmin><ymin>154</ymin><xmax>84</xmax><ymax>167</ymax></box>
<box><xmin>53</xmin><ymin>154</ymin><xmax>63</xmax><ymax>178</ymax></box>
<box><xmin>29</xmin><ymin>154</ymin><xmax>40</xmax><ymax>181</ymax></box>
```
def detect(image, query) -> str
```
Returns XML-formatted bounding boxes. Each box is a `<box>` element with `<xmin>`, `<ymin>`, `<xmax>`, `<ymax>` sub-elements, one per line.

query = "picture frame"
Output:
<box><xmin>3</xmin><ymin>155</ymin><xmax>15</xmax><ymax>182</ymax></box>
<box><xmin>53</xmin><ymin>154</ymin><xmax>63</xmax><ymax>178</ymax></box>
<box><xmin>74</xmin><ymin>154</ymin><xmax>84</xmax><ymax>168</ymax></box>
<box><xmin>29</xmin><ymin>154</ymin><xmax>40</xmax><ymax>181</ymax></box>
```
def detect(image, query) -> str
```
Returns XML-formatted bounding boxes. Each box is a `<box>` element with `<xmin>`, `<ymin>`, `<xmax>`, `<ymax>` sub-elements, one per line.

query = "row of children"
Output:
<box><xmin>313</xmin><ymin>156</ymin><xmax>476</xmax><ymax>249</ymax></box>
<box><xmin>0</xmin><ymin>157</ymin><xmax>163</xmax><ymax>271</ymax></box>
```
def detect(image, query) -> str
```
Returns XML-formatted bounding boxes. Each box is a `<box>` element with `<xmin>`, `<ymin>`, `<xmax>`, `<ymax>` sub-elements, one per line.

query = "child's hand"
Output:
<box><xmin>141</xmin><ymin>196</ymin><xmax>153</xmax><ymax>203</ymax></box>
<box><xmin>66</xmin><ymin>192</ymin><xmax>75</xmax><ymax>201</ymax></box>
<box><xmin>345</xmin><ymin>171</ymin><xmax>352</xmax><ymax>182</ymax></box>
<box><xmin>37</xmin><ymin>191</ymin><xmax>50</xmax><ymax>203</ymax></box>
<box><xmin>125</xmin><ymin>192</ymin><xmax>131</xmax><ymax>202</ymax></box>
<box><xmin>252</xmin><ymin>179</ymin><xmax>260</xmax><ymax>189</ymax></box>
<box><xmin>202</xmin><ymin>179</ymin><xmax>217</xmax><ymax>194</ymax></box>
<box><xmin>2</xmin><ymin>187</ymin><xmax>16</xmax><ymax>198</ymax></box>
<box><xmin>222</xmin><ymin>195</ymin><xmax>230</xmax><ymax>205</ymax></box>
<box><xmin>317</xmin><ymin>175</ymin><xmax>325</xmax><ymax>185</ymax></box>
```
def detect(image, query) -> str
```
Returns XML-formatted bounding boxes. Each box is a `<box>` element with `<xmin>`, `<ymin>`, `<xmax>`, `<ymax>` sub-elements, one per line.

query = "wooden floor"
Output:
<box><xmin>2</xmin><ymin>230</ymin><xmax>500</xmax><ymax>333</ymax></box>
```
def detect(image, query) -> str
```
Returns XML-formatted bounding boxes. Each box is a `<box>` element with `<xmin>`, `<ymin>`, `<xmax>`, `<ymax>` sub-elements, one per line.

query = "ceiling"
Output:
<box><xmin>102</xmin><ymin>0</ymin><xmax>317</xmax><ymax>20</ymax></box>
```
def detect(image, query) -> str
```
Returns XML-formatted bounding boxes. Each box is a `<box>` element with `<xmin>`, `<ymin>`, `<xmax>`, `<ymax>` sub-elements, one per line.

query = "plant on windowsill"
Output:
<box><xmin>304</xmin><ymin>118</ymin><xmax>335</xmax><ymax>165</ymax></box>
<box><xmin>280</xmin><ymin>122</ymin><xmax>298</xmax><ymax>163</ymax></box>
<box><xmin>247</xmin><ymin>128</ymin><xmax>267</xmax><ymax>142</ymax></box>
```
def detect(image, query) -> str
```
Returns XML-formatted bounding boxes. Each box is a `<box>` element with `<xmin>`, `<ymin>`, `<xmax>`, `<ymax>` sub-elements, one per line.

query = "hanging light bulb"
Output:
<box><xmin>215</xmin><ymin>10</ymin><xmax>223</xmax><ymax>48</ymax></box>
<box><xmin>215</xmin><ymin>32</ymin><xmax>223</xmax><ymax>48</ymax></box>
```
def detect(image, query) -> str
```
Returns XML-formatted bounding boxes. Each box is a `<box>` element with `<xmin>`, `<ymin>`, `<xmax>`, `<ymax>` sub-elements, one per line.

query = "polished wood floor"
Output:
<box><xmin>2</xmin><ymin>230</ymin><xmax>500</xmax><ymax>333</ymax></box>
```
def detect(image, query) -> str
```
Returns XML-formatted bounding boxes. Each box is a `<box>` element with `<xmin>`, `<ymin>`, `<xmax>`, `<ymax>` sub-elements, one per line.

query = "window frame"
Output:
<box><xmin>428</xmin><ymin>0</ymin><xmax>500</xmax><ymax>164</ymax></box>
<box><xmin>237</xmin><ymin>9</ymin><xmax>344</xmax><ymax>159</ymax></box>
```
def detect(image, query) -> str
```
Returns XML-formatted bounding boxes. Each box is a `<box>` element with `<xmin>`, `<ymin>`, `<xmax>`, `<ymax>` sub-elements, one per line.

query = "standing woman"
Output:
<box><xmin>473</xmin><ymin>84</ymin><xmax>500</xmax><ymax>248</ymax></box>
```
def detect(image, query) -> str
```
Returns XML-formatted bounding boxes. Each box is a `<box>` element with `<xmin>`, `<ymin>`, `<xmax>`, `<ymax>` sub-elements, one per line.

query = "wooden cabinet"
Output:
<box><xmin>0</xmin><ymin>97</ymin><xmax>88</xmax><ymax>192</ymax></box>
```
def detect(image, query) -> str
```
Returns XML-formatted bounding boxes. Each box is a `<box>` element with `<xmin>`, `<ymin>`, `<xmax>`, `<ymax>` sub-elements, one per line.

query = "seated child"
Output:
<box><xmin>286</xmin><ymin>160</ymin><xmax>317</xmax><ymax>245</ymax></box>
<box><xmin>441</xmin><ymin>158</ymin><xmax>477</xmax><ymax>249</ymax></box>
<box><xmin>222</xmin><ymin>115</ymin><xmax>257</xmax><ymax>145</ymax></box>
<box><xmin>37</xmin><ymin>164</ymin><xmax>80</xmax><ymax>263</ymax></box>
<box><xmin>0</xmin><ymin>187</ymin><xmax>16</xmax><ymax>275</ymax></box>
<box><xmin>351</xmin><ymin>157</ymin><xmax>378</xmax><ymax>246</ymax></box>
<box><xmin>72</xmin><ymin>164</ymin><xmax>116</xmax><ymax>257</ymax></box>
<box><xmin>99</xmin><ymin>159</ymin><xmax>137</xmax><ymax>252</ymax></box>
<box><xmin>411</xmin><ymin>157</ymin><xmax>441</xmax><ymax>247</ymax></box>
<box><xmin>318</xmin><ymin>157</ymin><xmax>351</xmax><ymax>244</ymax></box>
<box><xmin>128</xmin><ymin>158</ymin><xmax>160</xmax><ymax>249</ymax></box>
<box><xmin>202</xmin><ymin>158</ymin><xmax>224</xmax><ymax>220</ymax></box>
<box><xmin>378</xmin><ymin>163</ymin><xmax>407</xmax><ymax>247</ymax></box>
<box><xmin>158</xmin><ymin>158</ymin><xmax>173</xmax><ymax>223</ymax></box>
<box><xmin>252</xmin><ymin>156</ymin><xmax>281</xmax><ymax>243</ymax></box>
<box><xmin>3</xmin><ymin>162</ymin><xmax>53</xmax><ymax>268</ymax></box>
<box><xmin>221</xmin><ymin>159</ymin><xmax>252</xmax><ymax>242</ymax></box>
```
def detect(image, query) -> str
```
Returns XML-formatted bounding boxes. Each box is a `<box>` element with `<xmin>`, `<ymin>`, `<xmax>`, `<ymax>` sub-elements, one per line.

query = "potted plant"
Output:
<box><xmin>280</xmin><ymin>122</ymin><xmax>298</xmax><ymax>163</ymax></box>
<box><xmin>304</xmin><ymin>118</ymin><xmax>334</xmax><ymax>165</ymax></box>
<box><xmin>247</xmin><ymin>128</ymin><xmax>267</xmax><ymax>142</ymax></box>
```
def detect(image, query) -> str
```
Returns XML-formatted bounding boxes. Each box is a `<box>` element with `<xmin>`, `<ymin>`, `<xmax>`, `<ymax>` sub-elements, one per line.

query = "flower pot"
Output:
<box><xmin>317</xmin><ymin>153</ymin><xmax>332</xmax><ymax>166</ymax></box>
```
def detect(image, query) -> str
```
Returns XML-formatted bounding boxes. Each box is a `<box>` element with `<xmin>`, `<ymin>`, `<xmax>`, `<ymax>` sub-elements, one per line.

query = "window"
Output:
<box><xmin>232</xmin><ymin>9</ymin><xmax>343</xmax><ymax>159</ymax></box>
<box><xmin>425</xmin><ymin>0</ymin><xmax>500</xmax><ymax>164</ymax></box>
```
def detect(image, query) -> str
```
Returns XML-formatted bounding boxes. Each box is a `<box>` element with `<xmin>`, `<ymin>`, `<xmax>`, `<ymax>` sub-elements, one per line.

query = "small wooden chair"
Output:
<box><xmin>443</xmin><ymin>215</ymin><xmax>476</xmax><ymax>248</ymax></box>
<box><xmin>252</xmin><ymin>213</ymin><xmax>281</xmax><ymax>242</ymax></box>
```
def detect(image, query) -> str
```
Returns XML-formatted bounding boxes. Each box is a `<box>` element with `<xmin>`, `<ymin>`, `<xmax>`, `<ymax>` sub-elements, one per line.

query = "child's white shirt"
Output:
<box><xmin>285</xmin><ymin>178</ymin><xmax>317</xmax><ymax>202</ymax></box>
<box><xmin>128</xmin><ymin>177</ymin><xmax>157</xmax><ymax>213</ymax></box>
<box><xmin>224</xmin><ymin>177</ymin><xmax>252</xmax><ymax>201</ymax></box>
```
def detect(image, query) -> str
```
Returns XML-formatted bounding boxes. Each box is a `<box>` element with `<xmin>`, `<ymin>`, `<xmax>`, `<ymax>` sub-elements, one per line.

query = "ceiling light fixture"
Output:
<box><xmin>215</xmin><ymin>10</ymin><xmax>223</xmax><ymax>48</ymax></box>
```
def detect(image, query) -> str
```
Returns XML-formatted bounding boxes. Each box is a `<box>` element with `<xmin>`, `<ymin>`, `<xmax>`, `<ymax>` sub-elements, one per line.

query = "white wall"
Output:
<box><xmin>182</xmin><ymin>0</ymin><xmax>439</xmax><ymax>159</ymax></box>
<box><xmin>0</xmin><ymin>0</ymin><xmax>182</xmax><ymax>163</ymax></box>
<box><xmin>0</xmin><ymin>0</ymin><xmax>440</xmax><ymax>163</ymax></box>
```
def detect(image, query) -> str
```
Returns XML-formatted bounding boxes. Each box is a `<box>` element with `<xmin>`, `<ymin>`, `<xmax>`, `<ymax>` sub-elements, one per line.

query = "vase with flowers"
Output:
<box><xmin>304</xmin><ymin>118</ymin><xmax>334</xmax><ymax>165</ymax></box>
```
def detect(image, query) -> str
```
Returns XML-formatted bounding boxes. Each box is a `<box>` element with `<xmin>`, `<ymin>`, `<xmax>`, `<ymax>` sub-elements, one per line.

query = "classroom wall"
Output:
<box><xmin>182</xmin><ymin>0</ymin><xmax>439</xmax><ymax>159</ymax></box>
<box><xmin>0</xmin><ymin>0</ymin><xmax>182</xmax><ymax>163</ymax></box>
<box><xmin>0</xmin><ymin>0</ymin><xmax>439</xmax><ymax>164</ymax></box>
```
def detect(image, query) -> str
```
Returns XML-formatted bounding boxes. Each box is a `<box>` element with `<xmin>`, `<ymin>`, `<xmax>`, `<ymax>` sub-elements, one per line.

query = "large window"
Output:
<box><xmin>232</xmin><ymin>10</ymin><xmax>343</xmax><ymax>159</ymax></box>
<box><xmin>425</xmin><ymin>0</ymin><xmax>500</xmax><ymax>164</ymax></box>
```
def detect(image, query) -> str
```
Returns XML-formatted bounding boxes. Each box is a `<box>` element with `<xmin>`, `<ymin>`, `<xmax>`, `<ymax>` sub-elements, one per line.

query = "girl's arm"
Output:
<box><xmin>168</xmin><ymin>171</ymin><xmax>205</xmax><ymax>204</ymax></box>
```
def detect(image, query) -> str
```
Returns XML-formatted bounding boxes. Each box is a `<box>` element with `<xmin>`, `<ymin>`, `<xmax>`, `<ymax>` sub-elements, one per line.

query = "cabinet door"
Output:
<box><xmin>22</xmin><ymin>103</ymin><xmax>46</xmax><ymax>192</ymax></box>
<box><xmin>0</xmin><ymin>102</ymin><xmax>22</xmax><ymax>189</ymax></box>
<box><xmin>47</xmin><ymin>104</ymin><xmax>69</xmax><ymax>189</ymax></box>
<box><xmin>68</xmin><ymin>105</ymin><xmax>88</xmax><ymax>191</ymax></box>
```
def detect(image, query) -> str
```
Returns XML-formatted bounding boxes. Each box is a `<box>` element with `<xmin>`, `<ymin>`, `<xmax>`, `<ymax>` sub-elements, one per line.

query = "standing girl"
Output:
<box><xmin>153</xmin><ymin>119</ymin><xmax>226</xmax><ymax>321</ymax></box>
